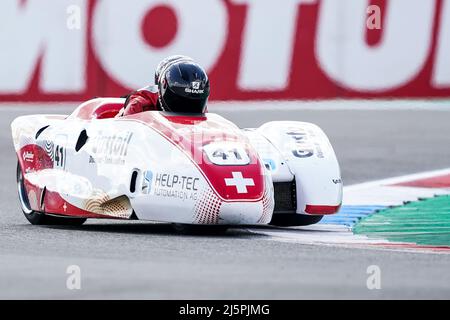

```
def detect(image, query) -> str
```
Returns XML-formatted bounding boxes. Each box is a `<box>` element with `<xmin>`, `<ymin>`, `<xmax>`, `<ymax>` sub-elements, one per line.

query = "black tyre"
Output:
<box><xmin>269</xmin><ymin>213</ymin><xmax>323</xmax><ymax>227</ymax></box>
<box><xmin>17</xmin><ymin>162</ymin><xmax>86</xmax><ymax>226</ymax></box>
<box><xmin>172</xmin><ymin>223</ymin><xmax>229</xmax><ymax>235</ymax></box>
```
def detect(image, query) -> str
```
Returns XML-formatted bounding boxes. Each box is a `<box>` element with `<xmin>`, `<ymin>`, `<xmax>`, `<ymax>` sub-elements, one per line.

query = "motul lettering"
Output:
<box><xmin>1</xmin><ymin>0</ymin><xmax>449</xmax><ymax>101</ymax></box>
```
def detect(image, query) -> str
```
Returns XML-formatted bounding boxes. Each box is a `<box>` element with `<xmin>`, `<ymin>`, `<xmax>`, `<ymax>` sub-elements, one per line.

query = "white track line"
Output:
<box><xmin>345</xmin><ymin>167</ymin><xmax>450</xmax><ymax>191</ymax></box>
<box><xmin>344</xmin><ymin>167</ymin><xmax>450</xmax><ymax>206</ymax></box>
<box><xmin>251</xmin><ymin>168</ymin><xmax>450</xmax><ymax>253</ymax></box>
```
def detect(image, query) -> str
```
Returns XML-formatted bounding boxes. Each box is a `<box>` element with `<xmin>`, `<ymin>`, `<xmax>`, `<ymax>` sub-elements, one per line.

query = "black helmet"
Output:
<box><xmin>154</xmin><ymin>55</ymin><xmax>193</xmax><ymax>85</ymax></box>
<box><xmin>158</xmin><ymin>61</ymin><xmax>210</xmax><ymax>114</ymax></box>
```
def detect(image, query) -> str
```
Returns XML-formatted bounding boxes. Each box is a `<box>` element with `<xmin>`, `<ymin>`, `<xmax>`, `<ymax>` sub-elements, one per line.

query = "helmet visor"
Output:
<box><xmin>162</xmin><ymin>87</ymin><xmax>208</xmax><ymax>114</ymax></box>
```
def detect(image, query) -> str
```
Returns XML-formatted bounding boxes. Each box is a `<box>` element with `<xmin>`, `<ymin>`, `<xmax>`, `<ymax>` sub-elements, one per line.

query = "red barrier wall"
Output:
<box><xmin>0</xmin><ymin>0</ymin><xmax>449</xmax><ymax>102</ymax></box>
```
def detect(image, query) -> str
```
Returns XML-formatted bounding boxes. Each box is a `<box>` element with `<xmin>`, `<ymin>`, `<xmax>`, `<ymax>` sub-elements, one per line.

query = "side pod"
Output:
<box><xmin>249</xmin><ymin>121</ymin><xmax>342</xmax><ymax>215</ymax></box>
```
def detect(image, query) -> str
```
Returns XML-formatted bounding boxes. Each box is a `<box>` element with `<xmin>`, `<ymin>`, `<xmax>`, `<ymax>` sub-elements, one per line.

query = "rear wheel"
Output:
<box><xmin>172</xmin><ymin>223</ymin><xmax>229</xmax><ymax>235</ymax></box>
<box><xmin>16</xmin><ymin>162</ymin><xmax>86</xmax><ymax>226</ymax></box>
<box><xmin>269</xmin><ymin>214</ymin><xmax>323</xmax><ymax>227</ymax></box>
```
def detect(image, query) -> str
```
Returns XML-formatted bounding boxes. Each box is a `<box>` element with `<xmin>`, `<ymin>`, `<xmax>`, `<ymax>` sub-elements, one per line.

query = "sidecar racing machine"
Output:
<box><xmin>12</xmin><ymin>98</ymin><xmax>342</xmax><ymax>231</ymax></box>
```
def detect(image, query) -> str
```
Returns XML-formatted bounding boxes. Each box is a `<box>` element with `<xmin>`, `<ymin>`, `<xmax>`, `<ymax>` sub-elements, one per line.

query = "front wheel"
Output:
<box><xmin>16</xmin><ymin>162</ymin><xmax>86</xmax><ymax>226</ymax></box>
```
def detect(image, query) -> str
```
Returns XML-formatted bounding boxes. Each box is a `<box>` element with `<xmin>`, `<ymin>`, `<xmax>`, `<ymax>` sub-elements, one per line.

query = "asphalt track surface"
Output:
<box><xmin>1</xmin><ymin>103</ymin><xmax>450</xmax><ymax>299</ymax></box>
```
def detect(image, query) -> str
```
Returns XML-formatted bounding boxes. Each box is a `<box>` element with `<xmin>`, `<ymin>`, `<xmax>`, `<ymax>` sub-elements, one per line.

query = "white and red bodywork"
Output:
<box><xmin>11</xmin><ymin>98</ymin><xmax>342</xmax><ymax>225</ymax></box>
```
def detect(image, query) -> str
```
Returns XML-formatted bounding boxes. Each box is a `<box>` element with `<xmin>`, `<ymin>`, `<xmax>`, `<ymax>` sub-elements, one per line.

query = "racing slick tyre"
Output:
<box><xmin>17</xmin><ymin>162</ymin><xmax>86</xmax><ymax>226</ymax></box>
<box><xmin>172</xmin><ymin>223</ymin><xmax>229</xmax><ymax>235</ymax></box>
<box><xmin>269</xmin><ymin>214</ymin><xmax>323</xmax><ymax>227</ymax></box>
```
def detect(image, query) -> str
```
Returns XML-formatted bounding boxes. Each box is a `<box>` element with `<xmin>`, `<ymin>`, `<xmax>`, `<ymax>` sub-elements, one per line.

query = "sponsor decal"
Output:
<box><xmin>314</xmin><ymin>142</ymin><xmax>324</xmax><ymax>159</ymax></box>
<box><xmin>286</xmin><ymin>128</ymin><xmax>314</xmax><ymax>158</ymax></box>
<box><xmin>153</xmin><ymin>173</ymin><xmax>200</xmax><ymax>201</ymax></box>
<box><xmin>224</xmin><ymin>171</ymin><xmax>255</xmax><ymax>194</ymax></box>
<box><xmin>192</xmin><ymin>81</ymin><xmax>200</xmax><ymax>90</ymax></box>
<box><xmin>22</xmin><ymin>151</ymin><xmax>34</xmax><ymax>163</ymax></box>
<box><xmin>185</xmin><ymin>81</ymin><xmax>204</xmax><ymax>93</ymax></box>
<box><xmin>286</xmin><ymin>128</ymin><xmax>324</xmax><ymax>159</ymax></box>
<box><xmin>185</xmin><ymin>87</ymin><xmax>205</xmax><ymax>94</ymax></box>
<box><xmin>333</xmin><ymin>178</ymin><xmax>342</xmax><ymax>184</ymax></box>
<box><xmin>141</xmin><ymin>170</ymin><xmax>153</xmax><ymax>194</ymax></box>
<box><xmin>91</xmin><ymin>131</ymin><xmax>133</xmax><ymax>165</ymax></box>
<box><xmin>263</xmin><ymin>159</ymin><xmax>276</xmax><ymax>171</ymax></box>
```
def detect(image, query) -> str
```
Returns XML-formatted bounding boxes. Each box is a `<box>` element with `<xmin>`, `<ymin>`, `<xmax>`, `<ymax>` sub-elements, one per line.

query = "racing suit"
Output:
<box><xmin>117</xmin><ymin>85</ymin><xmax>160</xmax><ymax>117</ymax></box>
<box><xmin>118</xmin><ymin>84</ymin><xmax>208</xmax><ymax>116</ymax></box>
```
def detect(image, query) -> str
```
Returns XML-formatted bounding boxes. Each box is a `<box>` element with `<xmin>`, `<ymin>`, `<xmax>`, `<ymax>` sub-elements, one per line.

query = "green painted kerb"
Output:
<box><xmin>353</xmin><ymin>195</ymin><xmax>450</xmax><ymax>247</ymax></box>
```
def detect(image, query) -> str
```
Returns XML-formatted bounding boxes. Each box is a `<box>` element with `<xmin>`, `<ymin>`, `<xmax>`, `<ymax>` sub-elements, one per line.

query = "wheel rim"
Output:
<box><xmin>17</xmin><ymin>165</ymin><xmax>33</xmax><ymax>215</ymax></box>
